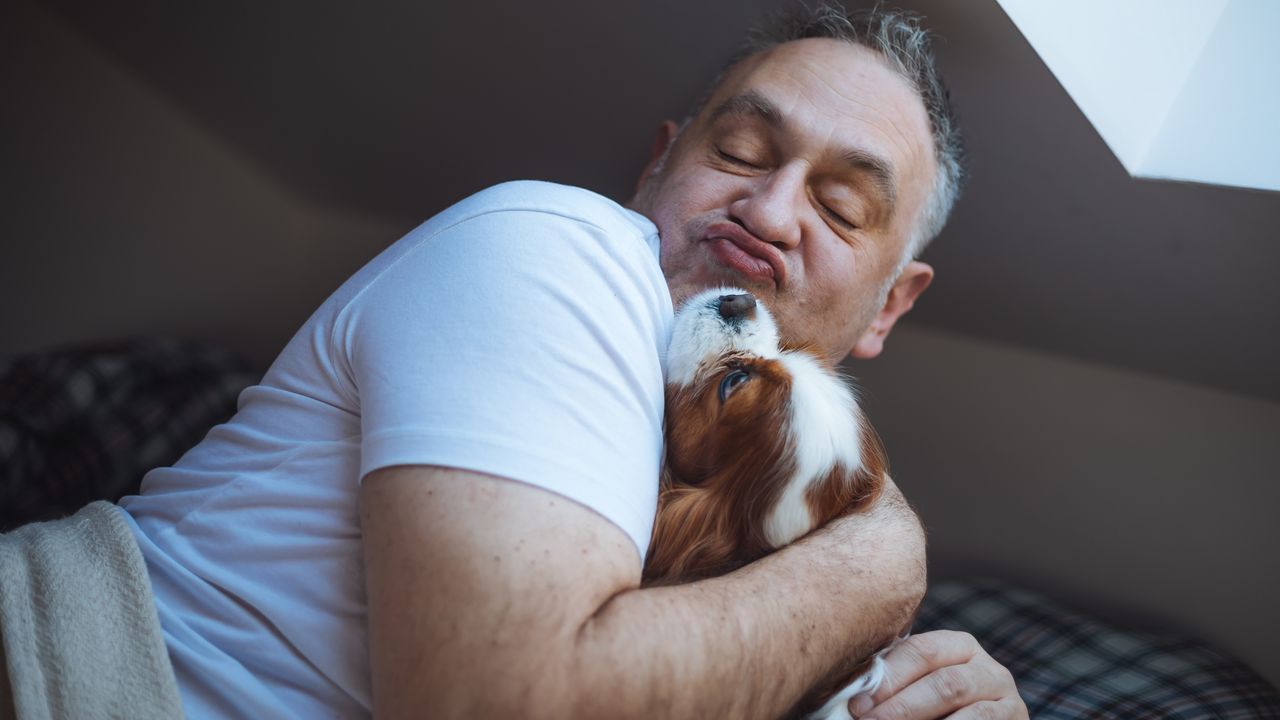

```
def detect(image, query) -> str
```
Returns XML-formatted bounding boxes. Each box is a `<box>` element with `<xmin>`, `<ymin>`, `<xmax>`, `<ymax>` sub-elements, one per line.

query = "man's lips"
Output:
<box><xmin>704</xmin><ymin>222</ymin><xmax>787</xmax><ymax>287</ymax></box>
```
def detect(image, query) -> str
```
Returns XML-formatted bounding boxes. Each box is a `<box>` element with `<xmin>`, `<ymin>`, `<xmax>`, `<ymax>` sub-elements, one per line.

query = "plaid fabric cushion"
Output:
<box><xmin>917</xmin><ymin>579</ymin><xmax>1280</xmax><ymax>719</ymax></box>
<box><xmin>0</xmin><ymin>338</ymin><xmax>258</xmax><ymax>531</ymax></box>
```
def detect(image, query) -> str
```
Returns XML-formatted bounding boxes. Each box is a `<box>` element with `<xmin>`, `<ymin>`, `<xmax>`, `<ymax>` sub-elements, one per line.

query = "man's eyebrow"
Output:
<box><xmin>707</xmin><ymin>90</ymin><xmax>783</xmax><ymax>128</ymax></box>
<box><xmin>842</xmin><ymin>148</ymin><xmax>898</xmax><ymax>220</ymax></box>
<box><xmin>709</xmin><ymin>89</ymin><xmax>901</xmax><ymax>220</ymax></box>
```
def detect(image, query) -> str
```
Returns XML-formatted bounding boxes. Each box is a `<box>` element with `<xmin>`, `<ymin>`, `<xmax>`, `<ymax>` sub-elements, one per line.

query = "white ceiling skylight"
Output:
<box><xmin>995</xmin><ymin>0</ymin><xmax>1279</xmax><ymax>192</ymax></box>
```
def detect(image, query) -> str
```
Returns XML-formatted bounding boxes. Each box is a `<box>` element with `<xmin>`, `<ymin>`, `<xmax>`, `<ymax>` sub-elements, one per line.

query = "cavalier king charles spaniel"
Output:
<box><xmin>644</xmin><ymin>287</ymin><xmax>902</xmax><ymax>720</ymax></box>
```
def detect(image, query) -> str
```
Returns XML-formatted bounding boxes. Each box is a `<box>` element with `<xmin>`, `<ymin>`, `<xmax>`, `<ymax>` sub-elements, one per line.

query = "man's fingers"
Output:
<box><xmin>844</xmin><ymin>629</ymin><xmax>1028</xmax><ymax>719</ymax></box>
<box><xmin>846</xmin><ymin>630</ymin><xmax>1029</xmax><ymax>720</ymax></box>
<box><xmin>855</xmin><ymin>663</ymin><xmax>994</xmax><ymax>719</ymax></box>
<box><xmin>865</xmin><ymin>630</ymin><xmax>981</xmax><ymax>705</ymax></box>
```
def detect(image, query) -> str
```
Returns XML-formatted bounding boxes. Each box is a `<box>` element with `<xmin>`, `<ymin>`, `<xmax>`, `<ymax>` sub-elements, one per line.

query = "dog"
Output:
<box><xmin>642</xmin><ymin>286</ymin><xmax>899</xmax><ymax>720</ymax></box>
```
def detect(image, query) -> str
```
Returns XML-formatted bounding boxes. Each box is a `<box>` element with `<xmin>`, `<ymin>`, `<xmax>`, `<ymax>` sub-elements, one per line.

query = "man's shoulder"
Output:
<box><xmin>449</xmin><ymin>180</ymin><xmax>656</xmax><ymax>240</ymax></box>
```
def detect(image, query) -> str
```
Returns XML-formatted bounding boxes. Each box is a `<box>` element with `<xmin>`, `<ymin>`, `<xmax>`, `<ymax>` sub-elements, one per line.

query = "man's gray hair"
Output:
<box><xmin>703</xmin><ymin>2</ymin><xmax>968</xmax><ymax>262</ymax></box>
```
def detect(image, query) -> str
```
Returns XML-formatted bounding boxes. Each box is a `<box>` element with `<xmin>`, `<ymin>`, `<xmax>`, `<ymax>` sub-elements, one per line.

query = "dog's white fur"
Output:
<box><xmin>768</xmin><ymin>349</ymin><xmax>863</xmax><ymax>547</ymax></box>
<box><xmin>664</xmin><ymin>286</ymin><xmax>783</xmax><ymax>386</ymax></box>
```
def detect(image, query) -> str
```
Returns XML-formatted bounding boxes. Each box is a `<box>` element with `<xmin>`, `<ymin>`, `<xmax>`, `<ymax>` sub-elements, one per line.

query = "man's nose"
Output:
<box><xmin>729</xmin><ymin>163</ymin><xmax>805</xmax><ymax>250</ymax></box>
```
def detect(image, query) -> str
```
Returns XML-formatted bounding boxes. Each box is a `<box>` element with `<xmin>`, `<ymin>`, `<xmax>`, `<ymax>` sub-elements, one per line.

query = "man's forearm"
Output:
<box><xmin>362</xmin><ymin>469</ymin><xmax>925</xmax><ymax>720</ymax></box>
<box><xmin>565</xmin><ymin>484</ymin><xmax>926</xmax><ymax>720</ymax></box>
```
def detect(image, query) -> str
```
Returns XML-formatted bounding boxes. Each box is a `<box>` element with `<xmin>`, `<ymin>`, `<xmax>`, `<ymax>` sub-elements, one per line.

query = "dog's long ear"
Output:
<box><xmin>853</xmin><ymin>417</ymin><xmax>889</xmax><ymax>511</ymax></box>
<box><xmin>643</xmin><ymin>485</ymin><xmax>739</xmax><ymax>586</ymax></box>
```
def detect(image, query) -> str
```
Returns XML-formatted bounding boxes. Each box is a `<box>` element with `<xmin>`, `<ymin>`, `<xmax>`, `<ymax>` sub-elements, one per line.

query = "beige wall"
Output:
<box><xmin>6</xmin><ymin>0</ymin><xmax>1278</xmax><ymax>689</ymax></box>
<box><xmin>1</xmin><ymin>3</ymin><xmax>407</xmax><ymax>369</ymax></box>
<box><xmin>850</xmin><ymin>326</ymin><xmax>1280</xmax><ymax>685</ymax></box>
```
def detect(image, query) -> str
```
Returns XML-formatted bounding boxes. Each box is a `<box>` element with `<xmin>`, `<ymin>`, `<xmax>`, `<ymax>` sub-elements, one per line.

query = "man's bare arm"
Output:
<box><xmin>360</xmin><ymin>465</ymin><xmax>926</xmax><ymax>720</ymax></box>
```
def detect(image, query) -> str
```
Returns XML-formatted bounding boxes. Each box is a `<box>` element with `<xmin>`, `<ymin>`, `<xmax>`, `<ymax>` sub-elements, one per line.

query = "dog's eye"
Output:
<box><xmin>718</xmin><ymin>369</ymin><xmax>751</xmax><ymax>403</ymax></box>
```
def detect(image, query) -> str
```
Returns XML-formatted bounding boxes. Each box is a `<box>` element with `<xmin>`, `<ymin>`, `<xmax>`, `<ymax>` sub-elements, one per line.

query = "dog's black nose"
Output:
<box><xmin>717</xmin><ymin>293</ymin><xmax>756</xmax><ymax>321</ymax></box>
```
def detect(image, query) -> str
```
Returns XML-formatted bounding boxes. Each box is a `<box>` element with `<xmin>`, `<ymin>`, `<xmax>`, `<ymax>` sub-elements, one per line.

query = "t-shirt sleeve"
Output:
<box><xmin>335</xmin><ymin>207</ymin><xmax>668</xmax><ymax>558</ymax></box>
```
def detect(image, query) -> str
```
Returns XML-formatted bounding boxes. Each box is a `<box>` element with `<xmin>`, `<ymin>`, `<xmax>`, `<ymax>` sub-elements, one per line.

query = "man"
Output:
<box><xmin>359</xmin><ymin>6</ymin><xmax>1026</xmax><ymax>720</ymax></box>
<box><xmin>103</xmin><ymin>4</ymin><xmax>1024</xmax><ymax>719</ymax></box>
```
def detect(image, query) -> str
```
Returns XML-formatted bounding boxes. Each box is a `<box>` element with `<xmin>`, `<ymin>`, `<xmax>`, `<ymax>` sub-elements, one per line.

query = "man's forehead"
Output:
<box><xmin>707</xmin><ymin>39</ymin><xmax>928</xmax><ymax>150</ymax></box>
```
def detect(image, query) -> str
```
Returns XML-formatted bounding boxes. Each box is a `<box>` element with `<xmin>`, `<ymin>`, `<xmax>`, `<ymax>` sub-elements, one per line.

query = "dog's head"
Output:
<box><xmin>645</xmin><ymin>287</ymin><xmax>887</xmax><ymax>584</ymax></box>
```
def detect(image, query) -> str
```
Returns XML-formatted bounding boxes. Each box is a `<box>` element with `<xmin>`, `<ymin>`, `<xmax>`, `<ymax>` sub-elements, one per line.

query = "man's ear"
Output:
<box><xmin>850</xmin><ymin>261</ymin><xmax>934</xmax><ymax>360</ymax></box>
<box><xmin>634</xmin><ymin>120</ymin><xmax>680</xmax><ymax>196</ymax></box>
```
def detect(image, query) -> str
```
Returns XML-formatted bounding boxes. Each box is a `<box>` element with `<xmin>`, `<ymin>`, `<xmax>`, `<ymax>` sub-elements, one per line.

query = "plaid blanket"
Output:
<box><xmin>0</xmin><ymin>338</ymin><xmax>257</xmax><ymax>531</ymax></box>
<box><xmin>917</xmin><ymin>579</ymin><xmax>1280</xmax><ymax>719</ymax></box>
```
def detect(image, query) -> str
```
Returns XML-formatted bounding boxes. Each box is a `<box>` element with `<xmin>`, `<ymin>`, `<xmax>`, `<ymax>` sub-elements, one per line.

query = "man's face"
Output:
<box><xmin>631</xmin><ymin>38</ymin><xmax>937</xmax><ymax>362</ymax></box>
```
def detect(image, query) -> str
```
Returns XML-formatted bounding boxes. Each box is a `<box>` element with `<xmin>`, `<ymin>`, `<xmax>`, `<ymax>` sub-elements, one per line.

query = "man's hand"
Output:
<box><xmin>848</xmin><ymin>630</ymin><xmax>1028</xmax><ymax>719</ymax></box>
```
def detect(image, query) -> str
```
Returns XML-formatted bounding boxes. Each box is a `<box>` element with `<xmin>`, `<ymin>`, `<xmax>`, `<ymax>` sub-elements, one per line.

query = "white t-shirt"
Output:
<box><xmin>118</xmin><ymin>181</ymin><xmax>673</xmax><ymax>718</ymax></box>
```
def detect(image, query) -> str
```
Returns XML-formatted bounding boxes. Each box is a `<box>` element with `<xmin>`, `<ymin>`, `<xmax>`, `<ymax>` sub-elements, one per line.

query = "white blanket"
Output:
<box><xmin>0</xmin><ymin>501</ymin><xmax>182</xmax><ymax>719</ymax></box>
